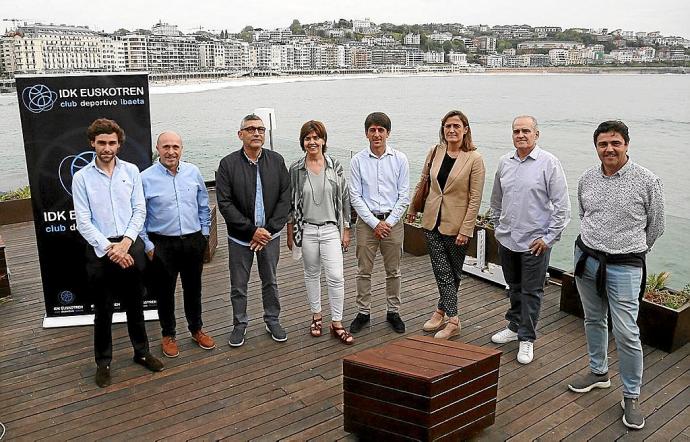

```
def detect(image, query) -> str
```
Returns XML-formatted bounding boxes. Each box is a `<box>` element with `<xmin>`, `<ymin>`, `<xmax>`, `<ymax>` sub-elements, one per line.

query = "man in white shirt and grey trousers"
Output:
<box><xmin>489</xmin><ymin>115</ymin><xmax>571</xmax><ymax>365</ymax></box>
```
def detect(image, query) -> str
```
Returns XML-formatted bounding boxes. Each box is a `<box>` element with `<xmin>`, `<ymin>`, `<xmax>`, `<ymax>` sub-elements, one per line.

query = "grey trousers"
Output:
<box><xmin>498</xmin><ymin>242</ymin><xmax>551</xmax><ymax>342</ymax></box>
<box><xmin>228</xmin><ymin>238</ymin><xmax>281</xmax><ymax>327</ymax></box>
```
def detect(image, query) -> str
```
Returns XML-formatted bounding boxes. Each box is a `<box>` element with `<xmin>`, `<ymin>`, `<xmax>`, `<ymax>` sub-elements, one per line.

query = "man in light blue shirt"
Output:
<box><xmin>489</xmin><ymin>115</ymin><xmax>571</xmax><ymax>365</ymax></box>
<box><xmin>72</xmin><ymin>118</ymin><xmax>163</xmax><ymax>388</ymax></box>
<box><xmin>140</xmin><ymin>131</ymin><xmax>215</xmax><ymax>358</ymax></box>
<box><xmin>349</xmin><ymin>112</ymin><xmax>410</xmax><ymax>334</ymax></box>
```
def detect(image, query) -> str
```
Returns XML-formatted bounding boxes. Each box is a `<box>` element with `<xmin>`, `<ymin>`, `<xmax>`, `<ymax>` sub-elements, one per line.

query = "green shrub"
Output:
<box><xmin>0</xmin><ymin>186</ymin><xmax>31</xmax><ymax>201</ymax></box>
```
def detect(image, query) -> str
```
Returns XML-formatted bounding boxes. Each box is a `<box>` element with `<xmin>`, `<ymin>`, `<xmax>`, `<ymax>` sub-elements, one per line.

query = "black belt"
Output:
<box><xmin>107</xmin><ymin>236</ymin><xmax>124</xmax><ymax>242</ymax></box>
<box><xmin>149</xmin><ymin>231</ymin><xmax>201</xmax><ymax>240</ymax></box>
<box><xmin>304</xmin><ymin>221</ymin><xmax>337</xmax><ymax>227</ymax></box>
<box><xmin>372</xmin><ymin>212</ymin><xmax>390</xmax><ymax>220</ymax></box>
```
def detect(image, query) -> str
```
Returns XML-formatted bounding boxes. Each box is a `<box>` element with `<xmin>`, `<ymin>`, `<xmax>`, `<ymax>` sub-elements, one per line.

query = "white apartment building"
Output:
<box><xmin>253</xmin><ymin>28</ymin><xmax>293</xmax><ymax>43</ymax></box>
<box><xmin>447</xmin><ymin>51</ymin><xmax>468</xmax><ymax>66</ymax></box>
<box><xmin>199</xmin><ymin>41</ymin><xmax>225</xmax><ymax>70</ymax></box>
<box><xmin>484</xmin><ymin>54</ymin><xmax>503</xmax><ymax>68</ymax></box>
<box><xmin>518</xmin><ymin>41</ymin><xmax>584</xmax><ymax>50</ymax></box>
<box><xmin>405</xmin><ymin>47</ymin><xmax>423</xmax><ymax>66</ymax></box>
<box><xmin>352</xmin><ymin>19</ymin><xmax>372</xmax><ymax>33</ymax></box>
<box><xmin>429</xmin><ymin>32</ymin><xmax>453</xmax><ymax>44</ymax></box>
<box><xmin>549</xmin><ymin>49</ymin><xmax>569</xmax><ymax>65</ymax></box>
<box><xmin>404</xmin><ymin>33</ymin><xmax>420</xmax><ymax>45</ymax></box>
<box><xmin>224</xmin><ymin>40</ymin><xmax>250</xmax><ymax>69</ymax></box>
<box><xmin>423</xmin><ymin>51</ymin><xmax>445</xmax><ymax>64</ymax></box>
<box><xmin>120</xmin><ymin>34</ymin><xmax>149</xmax><ymax>70</ymax></box>
<box><xmin>293</xmin><ymin>43</ymin><xmax>315</xmax><ymax>70</ymax></box>
<box><xmin>567</xmin><ymin>49</ymin><xmax>583</xmax><ymax>65</ymax></box>
<box><xmin>523</xmin><ymin>53</ymin><xmax>550</xmax><ymax>67</ymax></box>
<box><xmin>100</xmin><ymin>37</ymin><xmax>126</xmax><ymax>72</ymax></box>
<box><xmin>151</xmin><ymin>22</ymin><xmax>180</xmax><ymax>36</ymax></box>
<box><xmin>251</xmin><ymin>43</ymin><xmax>272</xmax><ymax>69</ymax></box>
<box><xmin>146</xmin><ymin>35</ymin><xmax>199</xmax><ymax>72</ymax></box>
<box><xmin>3</xmin><ymin>24</ymin><xmax>104</xmax><ymax>73</ymax></box>
<box><xmin>582</xmin><ymin>44</ymin><xmax>605</xmax><ymax>61</ymax></box>
<box><xmin>534</xmin><ymin>26</ymin><xmax>562</xmax><ymax>34</ymax></box>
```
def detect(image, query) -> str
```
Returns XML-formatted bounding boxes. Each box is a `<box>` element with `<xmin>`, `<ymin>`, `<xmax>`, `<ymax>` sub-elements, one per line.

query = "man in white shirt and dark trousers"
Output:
<box><xmin>489</xmin><ymin>115</ymin><xmax>571</xmax><ymax>364</ymax></box>
<box><xmin>72</xmin><ymin>118</ymin><xmax>163</xmax><ymax>388</ymax></box>
<box><xmin>349</xmin><ymin>112</ymin><xmax>410</xmax><ymax>334</ymax></box>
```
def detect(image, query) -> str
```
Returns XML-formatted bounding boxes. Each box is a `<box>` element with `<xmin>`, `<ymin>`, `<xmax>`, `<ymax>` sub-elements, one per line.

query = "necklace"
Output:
<box><xmin>306</xmin><ymin>164</ymin><xmax>327</xmax><ymax>206</ymax></box>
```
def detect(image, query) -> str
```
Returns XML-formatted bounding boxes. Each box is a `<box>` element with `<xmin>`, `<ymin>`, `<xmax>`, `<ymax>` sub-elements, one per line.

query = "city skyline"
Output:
<box><xmin>5</xmin><ymin>0</ymin><xmax>690</xmax><ymax>38</ymax></box>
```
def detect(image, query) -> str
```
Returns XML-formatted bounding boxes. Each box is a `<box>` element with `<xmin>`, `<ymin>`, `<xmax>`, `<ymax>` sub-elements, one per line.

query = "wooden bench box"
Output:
<box><xmin>343</xmin><ymin>336</ymin><xmax>502</xmax><ymax>441</ymax></box>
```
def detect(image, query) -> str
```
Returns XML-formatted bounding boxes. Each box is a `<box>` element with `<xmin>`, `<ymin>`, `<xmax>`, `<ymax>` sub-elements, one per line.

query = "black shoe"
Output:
<box><xmin>621</xmin><ymin>397</ymin><xmax>645</xmax><ymax>430</ymax></box>
<box><xmin>133</xmin><ymin>353</ymin><xmax>164</xmax><ymax>372</ymax></box>
<box><xmin>95</xmin><ymin>365</ymin><xmax>111</xmax><ymax>388</ymax></box>
<box><xmin>265</xmin><ymin>322</ymin><xmax>288</xmax><ymax>342</ymax></box>
<box><xmin>349</xmin><ymin>313</ymin><xmax>370</xmax><ymax>334</ymax></box>
<box><xmin>386</xmin><ymin>312</ymin><xmax>406</xmax><ymax>333</ymax></box>
<box><xmin>228</xmin><ymin>325</ymin><xmax>247</xmax><ymax>347</ymax></box>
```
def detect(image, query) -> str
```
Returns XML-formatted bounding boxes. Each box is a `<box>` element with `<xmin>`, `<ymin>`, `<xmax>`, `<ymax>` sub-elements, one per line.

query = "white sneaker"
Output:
<box><xmin>517</xmin><ymin>341</ymin><xmax>534</xmax><ymax>364</ymax></box>
<box><xmin>491</xmin><ymin>328</ymin><xmax>518</xmax><ymax>344</ymax></box>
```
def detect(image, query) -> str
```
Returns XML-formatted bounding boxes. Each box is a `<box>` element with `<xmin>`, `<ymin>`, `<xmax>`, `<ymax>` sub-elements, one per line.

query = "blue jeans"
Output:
<box><xmin>574</xmin><ymin>245</ymin><xmax>643</xmax><ymax>398</ymax></box>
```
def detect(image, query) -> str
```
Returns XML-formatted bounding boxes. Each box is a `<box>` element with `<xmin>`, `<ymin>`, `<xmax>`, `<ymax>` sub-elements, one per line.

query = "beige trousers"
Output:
<box><xmin>355</xmin><ymin>218</ymin><xmax>403</xmax><ymax>315</ymax></box>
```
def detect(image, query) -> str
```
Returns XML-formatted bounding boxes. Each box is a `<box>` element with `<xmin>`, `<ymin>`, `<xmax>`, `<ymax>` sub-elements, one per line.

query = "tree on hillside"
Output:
<box><xmin>239</xmin><ymin>25</ymin><xmax>254</xmax><ymax>42</ymax></box>
<box><xmin>290</xmin><ymin>19</ymin><xmax>303</xmax><ymax>34</ymax></box>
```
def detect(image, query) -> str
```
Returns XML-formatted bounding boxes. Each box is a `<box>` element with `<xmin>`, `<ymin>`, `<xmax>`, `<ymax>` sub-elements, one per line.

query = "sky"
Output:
<box><xmin>4</xmin><ymin>0</ymin><xmax>689</xmax><ymax>38</ymax></box>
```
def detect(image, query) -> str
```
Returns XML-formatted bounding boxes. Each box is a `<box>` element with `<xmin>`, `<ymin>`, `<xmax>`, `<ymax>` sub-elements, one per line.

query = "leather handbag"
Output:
<box><xmin>410</xmin><ymin>145</ymin><xmax>439</xmax><ymax>213</ymax></box>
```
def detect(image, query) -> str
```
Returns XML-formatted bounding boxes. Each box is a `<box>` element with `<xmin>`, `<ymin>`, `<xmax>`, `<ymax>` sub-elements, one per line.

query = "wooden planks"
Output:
<box><xmin>0</xmin><ymin>200</ymin><xmax>688</xmax><ymax>441</ymax></box>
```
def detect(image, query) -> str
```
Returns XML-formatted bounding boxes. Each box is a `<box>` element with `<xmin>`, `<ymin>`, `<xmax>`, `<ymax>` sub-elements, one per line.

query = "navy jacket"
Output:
<box><xmin>216</xmin><ymin>148</ymin><xmax>290</xmax><ymax>242</ymax></box>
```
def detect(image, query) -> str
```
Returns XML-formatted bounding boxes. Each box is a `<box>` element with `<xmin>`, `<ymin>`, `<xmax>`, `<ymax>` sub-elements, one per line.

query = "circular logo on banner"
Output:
<box><xmin>58</xmin><ymin>151</ymin><xmax>96</xmax><ymax>196</ymax></box>
<box><xmin>59</xmin><ymin>290</ymin><xmax>76</xmax><ymax>306</ymax></box>
<box><xmin>21</xmin><ymin>84</ymin><xmax>58</xmax><ymax>114</ymax></box>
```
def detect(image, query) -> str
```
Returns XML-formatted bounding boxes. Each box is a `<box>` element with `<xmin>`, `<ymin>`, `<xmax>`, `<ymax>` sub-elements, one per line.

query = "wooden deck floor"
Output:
<box><xmin>1</xmin><ymin>214</ymin><xmax>688</xmax><ymax>441</ymax></box>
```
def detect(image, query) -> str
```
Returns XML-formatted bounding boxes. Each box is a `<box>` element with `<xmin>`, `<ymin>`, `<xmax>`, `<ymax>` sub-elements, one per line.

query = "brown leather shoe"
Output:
<box><xmin>423</xmin><ymin>309</ymin><xmax>447</xmax><ymax>332</ymax></box>
<box><xmin>434</xmin><ymin>317</ymin><xmax>461</xmax><ymax>340</ymax></box>
<box><xmin>161</xmin><ymin>336</ymin><xmax>179</xmax><ymax>358</ymax></box>
<box><xmin>191</xmin><ymin>330</ymin><xmax>216</xmax><ymax>350</ymax></box>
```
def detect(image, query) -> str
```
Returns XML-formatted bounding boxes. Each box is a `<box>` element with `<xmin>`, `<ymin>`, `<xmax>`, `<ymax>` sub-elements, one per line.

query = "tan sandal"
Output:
<box><xmin>330</xmin><ymin>323</ymin><xmax>354</xmax><ymax>345</ymax></box>
<box><xmin>310</xmin><ymin>314</ymin><xmax>323</xmax><ymax>337</ymax></box>
<box><xmin>423</xmin><ymin>309</ymin><xmax>447</xmax><ymax>332</ymax></box>
<box><xmin>434</xmin><ymin>317</ymin><xmax>460</xmax><ymax>340</ymax></box>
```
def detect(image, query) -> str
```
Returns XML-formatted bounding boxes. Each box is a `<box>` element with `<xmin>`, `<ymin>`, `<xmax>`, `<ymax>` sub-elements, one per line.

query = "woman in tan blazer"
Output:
<box><xmin>406</xmin><ymin>110</ymin><xmax>485</xmax><ymax>339</ymax></box>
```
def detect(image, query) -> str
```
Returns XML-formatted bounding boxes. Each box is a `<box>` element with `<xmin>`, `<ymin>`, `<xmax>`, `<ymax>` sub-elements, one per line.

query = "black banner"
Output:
<box><xmin>16</xmin><ymin>73</ymin><xmax>154</xmax><ymax>323</ymax></box>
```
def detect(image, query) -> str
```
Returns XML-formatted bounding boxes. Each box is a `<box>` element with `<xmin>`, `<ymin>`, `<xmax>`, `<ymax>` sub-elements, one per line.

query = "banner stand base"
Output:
<box><xmin>463</xmin><ymin>258</ymin><xmax>508</xmax><ymax>288</ymax></box>
<box><xmin>43</xmin><ymin>310</ymin><xmax>159</xmax><ymax>328</ymax></box>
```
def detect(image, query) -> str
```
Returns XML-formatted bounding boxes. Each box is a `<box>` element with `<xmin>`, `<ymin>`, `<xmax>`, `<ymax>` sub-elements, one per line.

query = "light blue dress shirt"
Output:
<box><xmin>229</xmin><ymin>149</ymin><xmax>278</xmax><ymax>247</ymax></box>
<box><xmin>349</xmin><ymin>145</ymin><xmax>410</xmax><ymax>229</ymax></box>
<box><xmin>139</xmin><ymin>160</ymin><xmax>211</xmax><ymax>253</ymax></box>
<box><xmin>72</xmin><ymin>158</ymin><xmax>146</xmax><ymax>257</ymax></box>
<box><xmin>490</xmin><ymin>146</ymin><xmax>571</xmax><ymax>252</ymax></box>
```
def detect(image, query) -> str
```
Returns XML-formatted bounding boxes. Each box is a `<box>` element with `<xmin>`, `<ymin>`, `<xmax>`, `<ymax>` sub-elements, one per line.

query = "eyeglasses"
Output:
<box><xmin>241</xmin><ymin>126</ymin><xmax>266</xmax><ymax>134</ymax></box>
